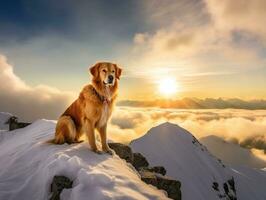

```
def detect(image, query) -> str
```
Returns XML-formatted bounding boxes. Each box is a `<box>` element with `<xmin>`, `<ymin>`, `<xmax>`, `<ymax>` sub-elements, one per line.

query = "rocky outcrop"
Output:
<box><xmin>140</xmin><ymin>166</ymin><xmax>167</xmax><ymax>176</ymax></box>
<box><xmin>5</xmin><ymin>116</ymin><xmax>31</xmax><ymax>131</ymax></box>
<box><xmin>212</xmin><ymin>177</ymin><xmax>237</xmax><ymax>200</ymax></box>
<box><xmin>140</xmin><ymin>170</ymin><xmax>181</xmax><ymax>200</ymax></box>
<box><xmin>50</xmin><ymin>176</ymin><xmax>73</xmax><ymax>200</ymax></box>
<box><xmin>108</xmin><ymin>143</ymin><xmax>133</xmax><ymax>163</ymax></box>
<box><xmin>132</xmin><ymin>152</ymin><xmax>149</xmax><ymax>170</ymax></box>
<box><xmin>109</xmin><ymin>142</ymin><xmax>181</xmax><ymax>200</ymax></box>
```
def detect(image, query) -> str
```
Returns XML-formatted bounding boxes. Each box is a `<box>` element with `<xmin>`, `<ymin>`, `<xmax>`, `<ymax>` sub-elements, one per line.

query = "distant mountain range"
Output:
<box><xmin>118</xmin><ymin>98</ymin><xmax>266</xmax><ymax>109</ymax></box>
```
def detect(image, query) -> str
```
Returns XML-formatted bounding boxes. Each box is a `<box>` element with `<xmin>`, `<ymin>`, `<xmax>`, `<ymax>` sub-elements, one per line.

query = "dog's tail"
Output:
<box><xmin>45</xmin><ymin>138</ymin><xmax>56</xmax><ymax>144</ymax></box>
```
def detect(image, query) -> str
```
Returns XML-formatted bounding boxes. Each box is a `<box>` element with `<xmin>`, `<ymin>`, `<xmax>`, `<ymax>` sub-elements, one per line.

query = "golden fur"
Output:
<box><xmin>51</xmin><ymin>62</ymin><xmax>122</xmax><ymax>154</ymax></box>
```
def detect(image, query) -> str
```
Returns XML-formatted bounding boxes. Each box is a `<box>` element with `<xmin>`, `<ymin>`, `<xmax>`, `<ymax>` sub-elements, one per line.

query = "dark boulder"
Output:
<box><xmin>140</xmin><ymin>170</ymin><xmax>181</xmax><ymax>200</ymax></box>
<box><xmin>140</xmin><ymin>166</ymin><xmax>167</xmax><ymax>176</ymax></box>
<box><xmin>5</xmin><ymin>116</ymin><xmax>31</xmax><ymax>131</ymax></box>
<box><xmin>109</xmin><ymin>142</ymin><xmax>182</xmax><ymax>200</ymax></box>
<box><xmin>212</xmin><ymin>182</ymin><xmax>219</xmax><ymax>191</ymax></box>
<box><xmin>50</xmin><ymin>176</ymin><xmax>73</xmax><ymax>200</ymax></box>
<box><xmin>109</xmin><ymin>143</ymin><xmax>133</xmax><ymax>163</ymax></box>
<box><xmin>132</xmin><ymin>152</ymin><xmax>149</xmax><ymax>170</ymax></box>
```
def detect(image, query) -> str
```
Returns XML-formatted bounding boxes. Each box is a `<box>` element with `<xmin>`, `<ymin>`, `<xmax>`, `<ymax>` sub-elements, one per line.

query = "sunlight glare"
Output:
<box><xmin>158</xmin><ymin>77</ymin><xmax>178</xmax><ymax>96</ymax></box>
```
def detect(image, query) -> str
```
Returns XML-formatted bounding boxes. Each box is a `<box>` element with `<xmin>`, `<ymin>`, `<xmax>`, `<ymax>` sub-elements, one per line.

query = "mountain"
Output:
<box><xmin>118</xmin><ymin>98</ymin><xmax>266</xmax><ymax>109</ymax></box>
<box><xmin>130</xmin><ymin>122</ymin><xmax>266</xmax><ymax>200</ymax></box>
<box><xmin>200</xmin><ymin>135</ymin><xmax>266</xmax><ymax>168</ymax></box>
<box><xmin>0</xmin><ymin>117</ymin><xmax>169</xmax><ymax>200</ymax></box>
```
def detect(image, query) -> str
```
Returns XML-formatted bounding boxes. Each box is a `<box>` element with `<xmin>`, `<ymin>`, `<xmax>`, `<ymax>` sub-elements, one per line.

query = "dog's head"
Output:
<box><xmin>90</xmin><ymin>62</ymin><xmax>122</xmax><ymax>86</ymax></box>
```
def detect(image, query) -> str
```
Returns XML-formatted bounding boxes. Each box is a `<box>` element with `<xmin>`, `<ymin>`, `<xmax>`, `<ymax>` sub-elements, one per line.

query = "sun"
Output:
<box><xmin>158</xmin><ymin>77</ymin><xmax>179</xmax><ymax>96</ymax></box>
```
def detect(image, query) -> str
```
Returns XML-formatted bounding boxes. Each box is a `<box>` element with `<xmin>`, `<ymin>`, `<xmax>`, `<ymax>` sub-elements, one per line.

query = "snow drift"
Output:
<box><xmin>131</xmin><ymin>122</ymin><xmax>266</xmax><ymax>200</ymax></box>
<box><xmin>0</xmin><ymin>118</ymin><xmax>169</xmax><ymax>200</ymax></box>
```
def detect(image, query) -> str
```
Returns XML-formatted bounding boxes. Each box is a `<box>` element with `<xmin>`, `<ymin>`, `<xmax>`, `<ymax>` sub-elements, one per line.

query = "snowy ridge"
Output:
<box><xmin>131</xmin><ymin>122</ymin><xmax>266</xmax><ymax>200</ymax></box>
<box><xmin>0</xmin><ymin>119</ymin><xmax>169</xmax><ymax>200</ymax></box>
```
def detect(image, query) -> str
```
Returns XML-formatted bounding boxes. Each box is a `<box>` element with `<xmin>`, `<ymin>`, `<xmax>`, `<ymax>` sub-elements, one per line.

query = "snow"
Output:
<box><xmin>0</xmin><ymin>118</ymin><xmax>169</xmax><ymax>200</ymax></box>
<box><xmin>0</xmin><ymin>112</ymin><xmax>12</xmax><ymax>130</ymax></box>
<box><xmin>131</xmin><ymin>122</ymin><xmax>266</xmax><ymax>200</ymax></box>
<box><xmin>231</xmin><ymin>166</ymin><xmax>266</xmax><ymax>200</ymax></box>
<box><xmin>200</xmin><ymin>135</ymin><xmax>266</xmax><ymax>168</ymax></box>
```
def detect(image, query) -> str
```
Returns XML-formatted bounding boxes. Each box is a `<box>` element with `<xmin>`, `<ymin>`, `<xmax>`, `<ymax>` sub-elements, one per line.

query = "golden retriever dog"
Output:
<box><xmin>51</xmin><ymin>62</ymin><xmax>122</xmax><ymax>154</ymax></box>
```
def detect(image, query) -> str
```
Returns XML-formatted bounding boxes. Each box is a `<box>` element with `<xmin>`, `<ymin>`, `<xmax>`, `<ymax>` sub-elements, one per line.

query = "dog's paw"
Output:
<box><xmin>91</xmin><ymin>149</ymin><xmax>102</xmax><ymax>154</ymax></box>
<box><xmin>104</xmin><ymin>148</ymin><xmax>114</xmax><ymax>155</ymax></box>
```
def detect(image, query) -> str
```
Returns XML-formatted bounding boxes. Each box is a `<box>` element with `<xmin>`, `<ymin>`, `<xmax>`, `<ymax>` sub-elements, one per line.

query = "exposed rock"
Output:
<box><xmin>140</xmin><ymin>166</ymin><xmax>167</xmax><ymax>176</ymax></box>
<box><xmin>50</xmin><ymin>176</ymin><xmax>73</xmax><ymax>200</ymax></box>
<box><xmin>140</xmin><ymin>170</ymin><xmax>181</xmax><ymax>200</ymax></box>
<box><xmin>109</xmin><ymin>142</ymin><xmax>181</xmax><ymax>200</ymax></box>
<box><xmin>132</xmin><ymin>152</ymin><xmax>149</xmax><ymax>170</ymax></box>
<box><xmin>212</xmin><ymin>182</ymin><xmax>219</xmax><ymax>191</ymax></box>
<box><xmin>224</xmin><ymin>178</ymin><xmax>237</xmax><ymax>200</ymax></box>
<box><xmin>212</xmin><ymin>178</ymin><xmax>237</xmax><ymax>200</ymax></box>
<box><xmin>5</xmin><ymin>116</ymin><xmax>31</xmax><ymax>131</ymax></box>
<box><xmin>109</xmin><ymin>143</ymin><xmax>133</xmax><ymax>163</ymax></box>
<box><xmin>228</xmin><ymin>177</ymin><xmax>236</xmax><ymax>193</ymax></box>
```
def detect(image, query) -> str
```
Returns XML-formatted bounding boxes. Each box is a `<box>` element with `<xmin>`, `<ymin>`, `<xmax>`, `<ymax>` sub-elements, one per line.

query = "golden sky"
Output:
<box><xmin>0</xmin><ymin>0</ymin><xmax>266</xmax><ymax>105</ymax></box>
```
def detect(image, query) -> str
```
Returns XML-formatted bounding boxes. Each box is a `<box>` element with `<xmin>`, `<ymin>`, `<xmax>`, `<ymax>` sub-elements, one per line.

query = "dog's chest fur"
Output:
<box><xmin>97</xmin><ymin>102</ymin><xmax>112</xmax><ymax>127</ymax></box>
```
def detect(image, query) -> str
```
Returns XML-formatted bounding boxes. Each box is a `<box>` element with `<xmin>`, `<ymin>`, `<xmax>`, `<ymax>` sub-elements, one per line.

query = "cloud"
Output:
<box><xmin>126</xmin><ymin>0</ymin><xmax>266</xmax><ymax>80</ymax></box>
<box><xmin>109</xmin><ymin>107</ymin><xmax>266</xmax><ymax>159</ymax></box>
<box><xmin>205</xmin><ymin>0</ymin><xmax>266</xmax><ymax>41</ymax></box>
<box><xmin>240</xmin><ymin>135</ymin><xmax>266</xmax><ymax>154</ymax></box>
<box><xmin>0</xmin><ymin>54</ymin><xmax>74</xmax><ymax>121</ymax></box>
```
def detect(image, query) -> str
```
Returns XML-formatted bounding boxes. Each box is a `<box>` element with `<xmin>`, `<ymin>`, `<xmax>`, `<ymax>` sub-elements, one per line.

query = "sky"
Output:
<box><xmin>1</xmin><ymin>0</ymin><xmax>266</xmax><ymax>120</ymax></box>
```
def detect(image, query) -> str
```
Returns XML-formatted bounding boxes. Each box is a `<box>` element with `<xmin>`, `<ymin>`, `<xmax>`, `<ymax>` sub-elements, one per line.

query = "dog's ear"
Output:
<box><xmin>90</xmin><ymin>63</ymin><xmax>101</xmax><ymax>78</ymax></box>
<box><xmin>114</xmin><ymin>64</ymin><xmax>122</xmax><ymax>80</ymax></box>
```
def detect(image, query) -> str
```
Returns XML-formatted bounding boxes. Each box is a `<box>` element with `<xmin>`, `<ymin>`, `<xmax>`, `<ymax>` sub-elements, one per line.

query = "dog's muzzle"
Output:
<box><xmin>104</xmin><ymin>75</ymin><xmax>114</xmax><ymax>85</ymax></box>
<box><xmin>108</xmin><ymin>75</ymin><xmax>114</xmax><ymax>84</ymax></box>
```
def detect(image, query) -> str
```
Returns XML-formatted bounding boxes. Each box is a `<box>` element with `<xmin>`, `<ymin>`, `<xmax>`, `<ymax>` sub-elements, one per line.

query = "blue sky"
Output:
<box><xmin>0</xmin><ymin>1</ymin><xmax>147</xmax><ymax>90</ymax></box>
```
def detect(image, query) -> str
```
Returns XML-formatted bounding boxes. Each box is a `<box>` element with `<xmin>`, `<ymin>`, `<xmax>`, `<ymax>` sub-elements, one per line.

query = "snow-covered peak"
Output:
<box><xmin>131</xmin><ymin>122</ymin><xmax>236</xmax><ymax>200</ymax></box>
<box><xmin>0</xmin><ymin>119</ymin><xmax>169</xmax><ymax>200</ymax></box>
<box><xmin>138</xmin><ymin>122</ymin><xmax>198</xmax><ymax>146</ymax></box>
<box><xmin>131</xmin><ymin>121</ymin><xmax>266</xmax><ymax>200</ymax></box>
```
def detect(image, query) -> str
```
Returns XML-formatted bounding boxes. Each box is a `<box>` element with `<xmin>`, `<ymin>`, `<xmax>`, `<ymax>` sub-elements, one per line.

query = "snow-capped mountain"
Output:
<box><xmin>131</xmin><ymin>122</ymin><xmax>266</xmax><ymax>200</ymax></box>
<box><xmin>0</xmin><ymin>118</ymin><xmax>169</xmax><ymax>200</ymax></box>
<box><xmin>200</xmin><ymin>135</ymin><xmax>266</xmax><ymax>168</ymax></box>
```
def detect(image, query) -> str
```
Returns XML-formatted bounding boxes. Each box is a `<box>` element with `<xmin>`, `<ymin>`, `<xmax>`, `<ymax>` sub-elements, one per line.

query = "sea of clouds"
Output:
<box><xmin>109</xmin><ymin>107</ymin><xmax>266</xmax><ymax>157</ymax></box>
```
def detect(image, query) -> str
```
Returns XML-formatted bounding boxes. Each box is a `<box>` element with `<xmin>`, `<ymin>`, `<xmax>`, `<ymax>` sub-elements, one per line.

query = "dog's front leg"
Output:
<box><xmin>98</xmin><ymin>125</ymin><xmax>113</xmax><ymax>155</ymax></box>
<box><xmin>84</xmin><ymin>120</ymin><xmax>99</xmax><ymax>153</ymax></box>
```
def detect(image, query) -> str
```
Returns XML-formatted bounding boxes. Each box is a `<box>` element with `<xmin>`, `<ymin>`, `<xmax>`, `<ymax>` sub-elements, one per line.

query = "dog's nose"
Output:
<box><xmin>108</xmin><ymin>75</ymin><xmax>114</xmax><ymax>83</ymax></box>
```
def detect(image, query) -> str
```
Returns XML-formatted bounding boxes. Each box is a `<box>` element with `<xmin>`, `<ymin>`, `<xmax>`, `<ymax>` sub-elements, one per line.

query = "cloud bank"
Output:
<box><xmin>0</xmin><ymin>54</ymin><xmax>74</xmax><ymax>121</ymax></box>
<box><xmin>108</xmin><ymin>107</ymin><xmax>266</xmax><ymax>166</ymax></box>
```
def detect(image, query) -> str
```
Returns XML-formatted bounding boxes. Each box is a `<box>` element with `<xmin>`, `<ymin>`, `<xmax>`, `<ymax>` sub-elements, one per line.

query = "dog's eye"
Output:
<box><xmin>102</xmin><ymin>69</ymin><xmax>107</xmax><ymax>73</ymax></box>
<box><xmin>112</xmin><ymin>70</ymin><xmax>115</xmax><ymax>73</ymax></box>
